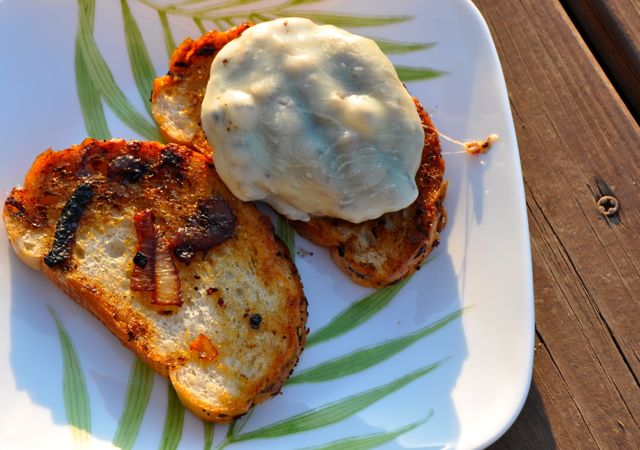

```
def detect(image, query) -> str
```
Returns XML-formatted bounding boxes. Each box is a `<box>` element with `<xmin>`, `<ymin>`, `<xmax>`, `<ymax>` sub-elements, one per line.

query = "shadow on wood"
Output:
<box><xmin>489</xmin><ymin>381</ymin><xmax>556</xmax><ymax>449</ymax></box>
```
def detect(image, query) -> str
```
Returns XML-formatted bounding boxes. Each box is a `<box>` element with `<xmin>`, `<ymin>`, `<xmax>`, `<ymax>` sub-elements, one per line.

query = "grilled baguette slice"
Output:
<box><xmin>151</xmin><ymin>26</ymin><xmax>447</xmax><ymax>288</ymax></box>
<box><xmin>3</xmin><ymin>139</ymin><xmax>307</xmax><ymax>421</ymax></box>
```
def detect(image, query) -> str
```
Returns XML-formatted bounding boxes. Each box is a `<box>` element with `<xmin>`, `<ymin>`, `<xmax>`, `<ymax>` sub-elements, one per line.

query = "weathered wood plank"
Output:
<box><xmin>472</xmin><ymin>0</ymin><xmax>640</xmax><ymax>447</ymax></box>
<box><xmin>504</xmin><ymin>334</ymin><xmax>599</xmax><ymax>449</ymax></box>
<box><xmin>562</xmin><ymin>0</ymin><xmax>640</xmax><ymax>118</ymax></box>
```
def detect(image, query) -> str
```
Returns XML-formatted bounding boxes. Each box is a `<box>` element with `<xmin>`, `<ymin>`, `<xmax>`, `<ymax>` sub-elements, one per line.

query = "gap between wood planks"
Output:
<box><xmin>559</xmin><ymin>0</ymin><xmax>640</xmax><ymax>122</ymax></box>
<box><xmin>527</xmin><ymin>181</ymin><xmax>640</xmax><ymax>442</ymax></box>
<box><xmin>535</xmin><ymin>330</ymin><xmax>599</xmax><ymax>449</ymax></box>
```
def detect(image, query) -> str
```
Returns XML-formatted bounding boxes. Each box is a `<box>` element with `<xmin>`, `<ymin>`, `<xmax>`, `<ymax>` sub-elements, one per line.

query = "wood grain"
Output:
<box><xmin>471</xmin><ymin>0</ymin><xmax>640</xmax><ymax>448</ymax></box>
<box><xmin>562</xmin><ymin>0</ymin><xmax>640</xmax><ymax>118</ymax></box>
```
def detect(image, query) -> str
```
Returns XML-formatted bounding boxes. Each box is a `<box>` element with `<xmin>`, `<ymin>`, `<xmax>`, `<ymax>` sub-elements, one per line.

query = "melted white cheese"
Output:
<box><xmin>201</xmin><ymin>17</ymin><xmax>424</xmax><ymax>223</ymax></box>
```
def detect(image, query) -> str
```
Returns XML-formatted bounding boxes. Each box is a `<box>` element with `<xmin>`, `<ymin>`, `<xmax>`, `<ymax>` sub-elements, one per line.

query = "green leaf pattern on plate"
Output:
<box><xmin>271</xmin><ymin>11</ymin><xmax>411</xmax><ymax>27</ymax></box>
<box><xmin>299</xmin><ymin>411</ymin><xmax>434</xmax><ymax>450</ymax></box>
<box><xmin>159</xmin><ymin>383</ymin><xmax>186</xmax><ymax>450</ymax></box>
<box><xmin>48</xmin><ymin>306</ymin><xmax>92</xmax><ymax>449</ymax></box>
<box><xmin>203</xmin><ymin>422</ymin><xmax>215</xmax><ymax>450</ymax></box>
<box><xmin>372</xmin><ymin>38</ymin><xmax>436</xmax><ymax>54</ymax></box>
<box><xmin>112</xmin><ymin>358</ymin><xmax>155</xmax><ymax>450</ymax></box>
<box><xmin>287</xmin><ymin>310</ymin><xmax>464</xmax><ymax>384</ymax></box>
<box><xmin>74</xmin><ymin>0</ymin><xmax>110</xmax><ymax>139</ymax></box>
<box><xmin>276</xmin><ymin>216</ymin><xmax>296</xmax><ymax>262</ymax></box>
<box><xmin>121</xmin><ymin>0</ymin><xmax>157</xmax><ymax>116</ymax></box>
<box><xmin>395</xmin><ymin>65</ymin><xmax>447</xmax><ymax>82</ymax></box>
<box><xmin>229</xmin><ymin>361</ymin><xmax>442</xmax><ymax>442</ymax></box>
<box><xmin>158</xmin><ymin>10</ymin><xmax>177</xmax><ymax>57</ymax></box>
<box><xmin>76</xmin><ymin>0</ymin><xmax>163</xmax><ymax>141</ymax></box>
<box><xmin>54</xmin><ymin>1</ymin><xmax>456</xmax><ymax>448</ymax></box>
<box><xmin>306</xmin><ymin>277</ymin><xmax>411</xmax><ymax>348</ymax></box>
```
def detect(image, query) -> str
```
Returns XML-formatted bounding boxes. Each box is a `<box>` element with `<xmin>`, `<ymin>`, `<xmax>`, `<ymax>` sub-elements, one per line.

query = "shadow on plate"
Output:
<box><xmin>7</xmin><ymin>245</ymin><xmax>140</xmax><ymax>445</ymax></box>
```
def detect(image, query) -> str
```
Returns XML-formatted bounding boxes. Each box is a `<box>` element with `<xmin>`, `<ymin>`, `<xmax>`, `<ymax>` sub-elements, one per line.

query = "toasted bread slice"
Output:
<box><xmin>151</xmin><ymin>26</ymin><xmax>447</xmax><ymax>288</ymax></box>
<box><xmin>292</xmin><ymin>101</ymin><xmax>447</xmax><ymax>287</ymax></box>
<box><xmin>152</xmin><ymin>24</ymin><xmax>250</xmax><ymax>156</ymax></box>
<box><xmin>3</xmin><ymin>139</ymin><xmax>307</xmax><ymax>421</ymax></box>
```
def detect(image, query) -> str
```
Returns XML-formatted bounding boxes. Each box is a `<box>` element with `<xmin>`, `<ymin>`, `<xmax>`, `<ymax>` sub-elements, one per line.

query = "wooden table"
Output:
<box><xmin>472</xmin><ymin>0</ymin><xmax>640</xmax><ymax>448</ymax></box>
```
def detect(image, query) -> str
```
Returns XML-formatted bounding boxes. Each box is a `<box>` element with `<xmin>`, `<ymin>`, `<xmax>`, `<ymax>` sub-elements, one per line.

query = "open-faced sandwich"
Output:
<box><xmin>3</xmin><ymin>17</ymin><xmax>447</xmax><ymax>422</ymax></box>
<box><xmin>152</xmin><ymin>18</ymin><xmax>447</xmax><ymax>288</ymax></box>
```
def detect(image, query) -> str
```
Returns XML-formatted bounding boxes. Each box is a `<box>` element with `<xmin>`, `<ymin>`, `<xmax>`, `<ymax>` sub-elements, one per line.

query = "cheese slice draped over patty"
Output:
<box><xmin>201</xmin><ymin>17</ymin><xmax>424</xmax><ymax>223</ymax></box>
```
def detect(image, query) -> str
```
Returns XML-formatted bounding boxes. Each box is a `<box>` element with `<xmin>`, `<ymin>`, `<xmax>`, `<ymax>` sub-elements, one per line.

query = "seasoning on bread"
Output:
<box><xmin>3</xmin><ymin>139</ymin><xmax>307</xmax><ymax>421</ymax></box>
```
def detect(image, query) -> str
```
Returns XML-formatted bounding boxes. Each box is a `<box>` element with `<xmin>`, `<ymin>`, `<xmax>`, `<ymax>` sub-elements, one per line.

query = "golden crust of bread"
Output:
<box><xmin>3</xmin><ymin>139</ymin><xmax>307</xmax><ymax>421</ymax></box>
<box><xmin>152</xmin><ymin>24</ymin><xmax>250</xmax><ymax>157</ymax></box>
<box><xmin>151</xmin><ymin>26</ymin><xmax>447</xmax><ymax>288</ymax></box>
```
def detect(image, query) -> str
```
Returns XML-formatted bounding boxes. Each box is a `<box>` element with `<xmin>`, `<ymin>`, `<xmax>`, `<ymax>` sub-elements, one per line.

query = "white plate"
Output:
<box><xmin>0</xmin><ymin>0</ymin><xmax>533</xmax><ymax>449</ymax></box>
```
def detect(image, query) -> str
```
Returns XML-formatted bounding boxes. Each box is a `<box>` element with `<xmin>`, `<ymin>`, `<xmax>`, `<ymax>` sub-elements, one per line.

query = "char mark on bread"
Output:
<box><xmin>3</xmin><ymin>138</ymin><xmax>308</xmax><ymax>421</ymax></box>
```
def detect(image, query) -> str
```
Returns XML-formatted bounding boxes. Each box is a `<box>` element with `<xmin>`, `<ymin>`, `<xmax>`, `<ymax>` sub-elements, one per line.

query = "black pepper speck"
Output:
<box><xmin>249</xmin><ymin>313</ymin><xmax>262</xmax><ymax>329</ymax></box>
